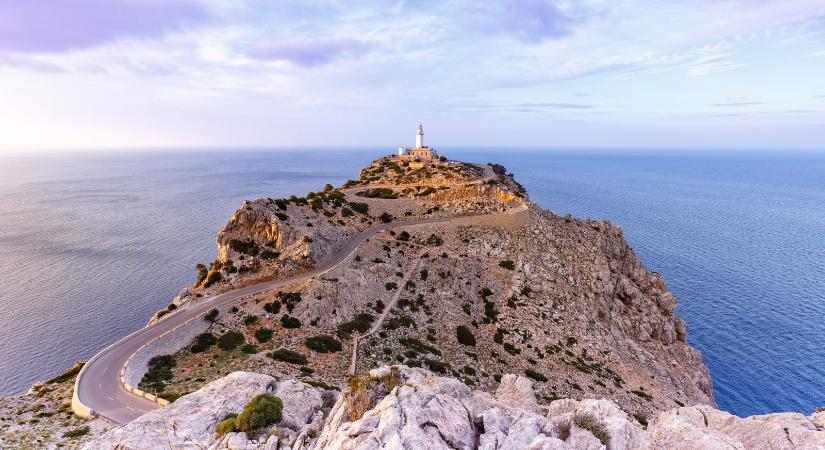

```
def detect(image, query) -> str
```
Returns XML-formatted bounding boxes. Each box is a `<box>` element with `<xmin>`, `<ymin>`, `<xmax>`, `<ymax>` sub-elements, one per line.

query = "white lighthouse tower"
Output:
<box><xmin>397</xmin><ymin>123</ymin><xmax>438</xmax><ymax>160</ymax></box>
<box><xmin>415</xmin><ymin>123</ymin><xmax>424</xmax><ymax>148</ymax></box>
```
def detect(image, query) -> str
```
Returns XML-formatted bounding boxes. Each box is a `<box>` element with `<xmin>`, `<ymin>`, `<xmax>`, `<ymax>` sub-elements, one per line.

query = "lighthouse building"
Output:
<box><xmin>398</xmin><ymin>123</ymin><xmax>439</xmax><ymax>160</ymax></box>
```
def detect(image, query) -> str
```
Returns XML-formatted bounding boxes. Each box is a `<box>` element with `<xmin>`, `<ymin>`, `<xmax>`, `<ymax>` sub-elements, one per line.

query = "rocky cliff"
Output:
<box><xmin>86</xmin><ymin>366</ymin><xmax>825</xmax><ymax>449</ymax></box>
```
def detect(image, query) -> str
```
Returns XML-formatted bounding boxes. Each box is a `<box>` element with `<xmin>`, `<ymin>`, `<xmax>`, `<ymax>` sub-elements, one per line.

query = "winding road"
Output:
<box><xmin>72</xmin><ymin>163</ymin><xmax>519</xmax><ymax>425</ymax></box>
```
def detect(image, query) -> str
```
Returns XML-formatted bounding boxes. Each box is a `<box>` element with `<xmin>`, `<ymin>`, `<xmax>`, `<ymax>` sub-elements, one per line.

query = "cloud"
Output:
<box><xmin>713</xmin><ymin>102</ymin><xmax>764</xmax><ymax>107</ymax></box>
<box><xmin>516</xmin><ymin>102</ymin><xmax>595</xmax><ymax>109</ymax></box>
<box><xmin>247</xmin><ymin>38</ymin><xmax>373</xmax><ymax>67</ymax></box>
<box><xmin>0</xmin><ymin>0</ymin><xmax>208</xmax><ymax>53</ymax></box>
<box><xmin>458</xmin><ymin>0</ymin><xmax>578</xmax><ymax>42</ymax></box>
<box><xmin>0</xmin><ymin>54</ymin><xmax>65</xmax><ymax>73</ymax></box>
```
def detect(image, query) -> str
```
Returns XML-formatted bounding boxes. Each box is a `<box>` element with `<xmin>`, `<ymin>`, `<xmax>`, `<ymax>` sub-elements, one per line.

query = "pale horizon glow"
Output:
<box><xmin>0</xmin><ymin>0</ymin><xmax>824</xmax><ymax>153</ymax></box>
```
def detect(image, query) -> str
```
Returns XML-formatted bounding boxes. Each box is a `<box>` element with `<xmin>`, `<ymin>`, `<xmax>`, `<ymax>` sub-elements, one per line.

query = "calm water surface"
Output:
<box><xmin>0</xmin><ymin>148</ymin><xmax>823</xmax><ymax>418</ymax></box>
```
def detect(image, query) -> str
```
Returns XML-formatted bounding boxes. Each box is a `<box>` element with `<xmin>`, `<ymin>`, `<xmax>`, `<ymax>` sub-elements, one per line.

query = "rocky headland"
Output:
<box><xmin>4</xmin><ymin>155</ymin><xmax>824</xmax><ymax>449</ymax></box>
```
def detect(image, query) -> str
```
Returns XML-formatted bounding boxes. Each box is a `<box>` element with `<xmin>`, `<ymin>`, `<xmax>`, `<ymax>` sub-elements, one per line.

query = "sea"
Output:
<box><xmin>0</xmin><ymin>148</ymin><xmax>823</xmax><ymax>418</ymax></box>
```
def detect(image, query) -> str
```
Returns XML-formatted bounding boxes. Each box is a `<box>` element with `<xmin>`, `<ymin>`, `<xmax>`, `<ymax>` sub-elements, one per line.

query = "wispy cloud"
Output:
<box><xmin>456</xmin><ymin>0</ymin><xmax>580</xmax><ymax>43</ymax></box>
<box><xmin>713</xmin><ymin>102</ymin><xmax>764</xmax><ymax>107</ymax></box>
<box><xmin>247</xmin><ymin>38</ymin><xmax>373</xmax><ymax>67</ymax></box>
<box><xmin>0</xmin><ymin>54</ymin><xmax>65</xmax><ymax>73</ymax></box>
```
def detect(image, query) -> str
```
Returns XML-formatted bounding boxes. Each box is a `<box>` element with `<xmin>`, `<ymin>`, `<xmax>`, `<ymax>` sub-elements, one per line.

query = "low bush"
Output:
<box><xmin>525</xmin><ymin>369</ymin><xmax>548</xmax><ymax>382</ymax></box>
<box><xmin>455</xmin><ymin>326</ymin><xmax>476</xmax><ymax>347</ymax></box>
<box><xmin>385</xmin><ymin>281</ymin><xmax>398</xmax><ymax>291</ymax></box>
<box><xmin>499</xmin><ymin>260</ymin><xmax>516</xmax><ymax>270</ymax></box>
<box><xmin>348</xmin><ymin>202</ymin><xmax>369</xmax><ymax>215</ymax></box>
<box><xmin>399</xmin><ymin>337</ymin><xmax>441</xmax><ymax>355</ymax></box>
<box><xmin>241</xmin><ymin>344</ymin><xmax>259</xmax><ymax>354</ymax></box>
<box><xmin>140</xmin><ymin>354</ymin><xmax>176</xmax><ymax>392</ymax></box>
<box><xmin>305</xmin><ymin>335</ymin><xmax>343</xmax><ymax>353</ymax></box>
<box><xmin>195</xmin><ymin>263</ymin><xmax>208</xmax><ymax>287</ymax></box>
<box><xmin>337</xmin><ymin>313</ymin><xmax>374</xmax><ymax>339</ymax></box>
<box><xmin>397</xmin><ymin>231</ymin><xmax>410</xmax><ymax>241</ymax></box>
<box><xmin>341</xmin><ymin>207</ymin><xmax>355</xmax><ymax>217</ymax></box>
<box><xmin>203</xmin><ymin>270</ymin><xmax>222</xmax><ymax>288</ymax></box>
<box><xmin>379</xmin><ymin>212</ymin><xmax>393</xmax><ymax>223</ymax></box>
<box><xmin>244</xmin><ymin>315</ymin><xmax>259</xmax><ymax>325</ymax></box>
<box><xmin>204</xmin><ymin>308</ymin><xmax>219</xmax><ymax>322</ymax></box>
<box><xmin>263</xmin><ymin>301</ymin><xmax>281</xmax><ymax>314</ymax></box>
<box><xmin>218</xmin><ymin>331</ymin><xmax>245</xmax><ymax>351</ymax></box>
<box><xmin>268</xmin><ymin>348</ymin><xmax>308</xmax><ymax>365</ymax></box>
<box><xmin>191</xmin><ymin>332</ymin><xmax>217</xmax><ymax>353</ymax></box>
<box><xmin>235</xmin><ymin>394</ymin><xmax>283</xmax><ymax>432</ymax></box>
<box><xmin>229</xmin><ymin>239</ymin><xmax>259</xmax><ymax>256</ymax></box>
<box><xmin>47</xmin><ymin>362</ymin><xmax>84</xmax><ymax>384</ymax></box>
<box><xmin>280</xmin><ymin>314</ymin><xmax>301</xmax><ymax>329</ymax></box>
<box><xmin>255</xmin><ymin>327</ymin><xmax>274</xmax><ymax>343</ymax></box>
<box><xmin>260</xmin><ymin>250</ymin><xmax>280</xmax><ymax>260</ymax></box>
<box><xmin>215</xmin><ymin>413</ymin><xmax>237</xmax><ymax>436</ymax></box>
<box><xmin>356</xmin><ymin>188</ymin><xmax>398</xmax><ymax>199</ymax></box>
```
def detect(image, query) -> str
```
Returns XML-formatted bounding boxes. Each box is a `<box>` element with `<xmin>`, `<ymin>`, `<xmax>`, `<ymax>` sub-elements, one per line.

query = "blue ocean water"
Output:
<box><xmin>0</xmin><ymin>149</ymin><xmax>823</xmax><ymax>418</ymax></box>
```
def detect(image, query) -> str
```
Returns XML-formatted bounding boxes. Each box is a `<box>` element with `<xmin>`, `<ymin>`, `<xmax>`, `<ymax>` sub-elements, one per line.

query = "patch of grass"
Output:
<box><xmin>305</xmin><ymin>335</ymin><xmax>343</xmax><ymax>353</ymax></box>
<box><xmin>255</xmin><ymin>328</ymin><xmax>274</xmax><ymax>343</ymax></box>
<box><xmin>268</xmin><ymin>348</ymin><xmax>308</xmax><ymax>365</ymax></box>
<box><xmin>63</xmin><ymin>426</ymin><xmax>90</xmax><ymax>439</ymax></box>
<box><xmin>46</xmin><ymin>362</ymin><xmax>84</xmax><ymax>384</ymax></box>
<box><xmin>236</xmin><ymin>394</ymin><xmax>283</xmax><ymax>432</ymax></box>
<box><xmin>455</xmin><ymin>325</ymin><xmax>476</xmax><ymax>347</ymax></box>
<box><xmin>499</xmin><ymin>260</ymin><xmax>516</xmax><ymax>270</ymax></box>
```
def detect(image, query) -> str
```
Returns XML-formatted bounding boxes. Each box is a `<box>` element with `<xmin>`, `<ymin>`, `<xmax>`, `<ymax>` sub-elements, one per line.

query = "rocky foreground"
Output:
<box><xmin>87</xmin><ymin>365</ymin><xmax>825</xmax><ymax>449</ymax></box>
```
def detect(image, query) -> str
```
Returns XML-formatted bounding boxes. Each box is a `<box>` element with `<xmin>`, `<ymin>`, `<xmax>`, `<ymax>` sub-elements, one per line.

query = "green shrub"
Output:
<box><xmin>356</xmin><ymin>188</ymin><xmax>398</xmax><ymax>199</ymax></box>
<box><xmin>260</xmin><ymin>250</ymin><xmax>280</xmax><ymax>260</ymax></box>
<box><xmin>244</xmin><ymin>315</ymin><xmax>259</xmax><ymax>325</ymax></box>
<box><xmin>204</xmin><ymin>308</ymin><xmax>219</xmax><ymax>322</ymax></box>
<box><xmin>268</xmin><ymin>348</ymin><xmax>308</xmax><ymax>365</ymax></box>
<box><xmin>524</xmin><ymin>369</ymin><xmax>548</xmax><ymax>382</ymax></box>
<box><xmin>397</xmin><ymin>231</ymin><xmax>410</xmax><ymax>241</ymax></box>
<box><xmin>195</xmin><ymin>263</ymin><xmax>208</xmax><ymax>286</ymax></box>
<box><xmin>235</xmin><ymin>394</ymin><xmax>283</xmax><ymax>432</ymax></box>
<box><xmin>191</xmin><ymin>333</ymin><xmax>217</xmax><ymax>353</ymax></box>
<box><xmin>399</xmin><ymin>337</ymin><xmax>441</xmax><ymax>355</ymax></box>
<box><xmin>455</xmin><ymin>326</ymin><xmax>476</xmax><ymax>346</ymax></box>
<box><xmin>218</xmin><ymin>331</ymin><xmax>245</xmax><ymax>351</ymax></box>
<box><xmin>337</xmin><ymin>313</ymin><xmax>374</xmax><ymax>339</ymax></box>
<box><xmin>241</xmin><ymin>344</ymin><xmax>259</xmax><ymax>354</ymax></box>
<box><xmin>215</xmin><ymin>413</ymin><xmax>237</xmax><ymax>436</ymax></box>
<box><xmin>203</xmin><ymin>270</ymin><xmax>222</xmax><ymax>288</ymax></box>
<box><xmin>341</xmin><ymin>207</ymin><xmax>355</xmax><ymax>217</ymax></box>
<box><xmin>278</xmin><ymin>291</ymin><xmax>303</xmax><ymax>312</ymax></box>
<box><xmin>255</xmin><ymin>327</ymin><xmax>274</xmax><ymax>343</ymax></box>
<box><xmin>379</xmin><ymin>212</ymin><xmax>393</xmax><ymax>223</ymax></box>
<box><xmin>229</xmin><ymin>239</ymin><xmax>259</xmax><ymax>256</ymax></box>
<box><xmin>63</xmin><ymin>426</ymin><xmax>90</xmax><ymax>439</ymax></box>
<box><xmin>633</xmin><ymin>413</ymin><xmax>648</xmax><ymax>428</ymax></box>
<box><xmin>280</xmin><ymin>315</ymin><xmax>301</xmax><ymax>329</ymax></box>
<box><xmin>385</xmin><ymin>282</ymin><xmax>398</xmax><ymax>291</ymax></box>
<box><xmin>305</xmin><ymin>335</ymin><xmax>343</xmax><ymax>353</ymax></box>
<box><xmin>263</xmin><ymin>301</ymin><xmax>281</xmax><ymax>314</ymax></box>
<box><xmin>140</xmin><ymin>354</ymin><xmax>176</xmax><ymax>392</ymax></box>
<box><xmin>349</xmin><ymin>202</ymin><xmax>369</xmax><ymax>214</ymax></box>
<box><xmin>499</xmin><ymin>260</ymin><xmax>516</xmax><ymax>270</ymax></box>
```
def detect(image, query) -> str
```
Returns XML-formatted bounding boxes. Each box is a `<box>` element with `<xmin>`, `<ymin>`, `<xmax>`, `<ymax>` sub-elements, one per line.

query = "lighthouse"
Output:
<box><xmin>415</xmin><ymin>123</ymin><xmax>424</xmax><ymax>148</ymax></box>
<box><xmin>397</xmin><ymin>123</ymin><xmax>439</xmax><ymax>160</ymax></box>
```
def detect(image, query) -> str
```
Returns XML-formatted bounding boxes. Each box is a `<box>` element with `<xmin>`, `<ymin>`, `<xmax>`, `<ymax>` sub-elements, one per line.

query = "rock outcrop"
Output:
<box><xmin>84</xmin><ymin>366</ymin><xmax>825</xmax><ymax>450</ymax></box>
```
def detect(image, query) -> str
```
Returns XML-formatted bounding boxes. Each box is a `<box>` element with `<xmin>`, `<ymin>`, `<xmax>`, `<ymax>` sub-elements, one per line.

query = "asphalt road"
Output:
<box><xmin>73</xmin><ymin>162</ymin><xmax>507</xmax><ymax>424</ymax></box>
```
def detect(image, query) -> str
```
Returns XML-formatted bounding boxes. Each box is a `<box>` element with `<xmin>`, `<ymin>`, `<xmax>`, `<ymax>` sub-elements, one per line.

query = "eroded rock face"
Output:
<box><xmin>83</xmin><ymin>367</ymin><xmax>825</xmax><ymax>450</ymax></box>
<box><xmin>85</xmin><ymin>372</ymin><xmax>327</xmax><ymax>450</ymax></box>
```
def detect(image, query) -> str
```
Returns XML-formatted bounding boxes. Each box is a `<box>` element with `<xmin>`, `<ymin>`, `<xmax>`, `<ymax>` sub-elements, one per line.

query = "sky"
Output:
<box><xmin>0</xmin><ymin>0</ymin><xmax>824</xmax><ymax>152</ymax></box>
